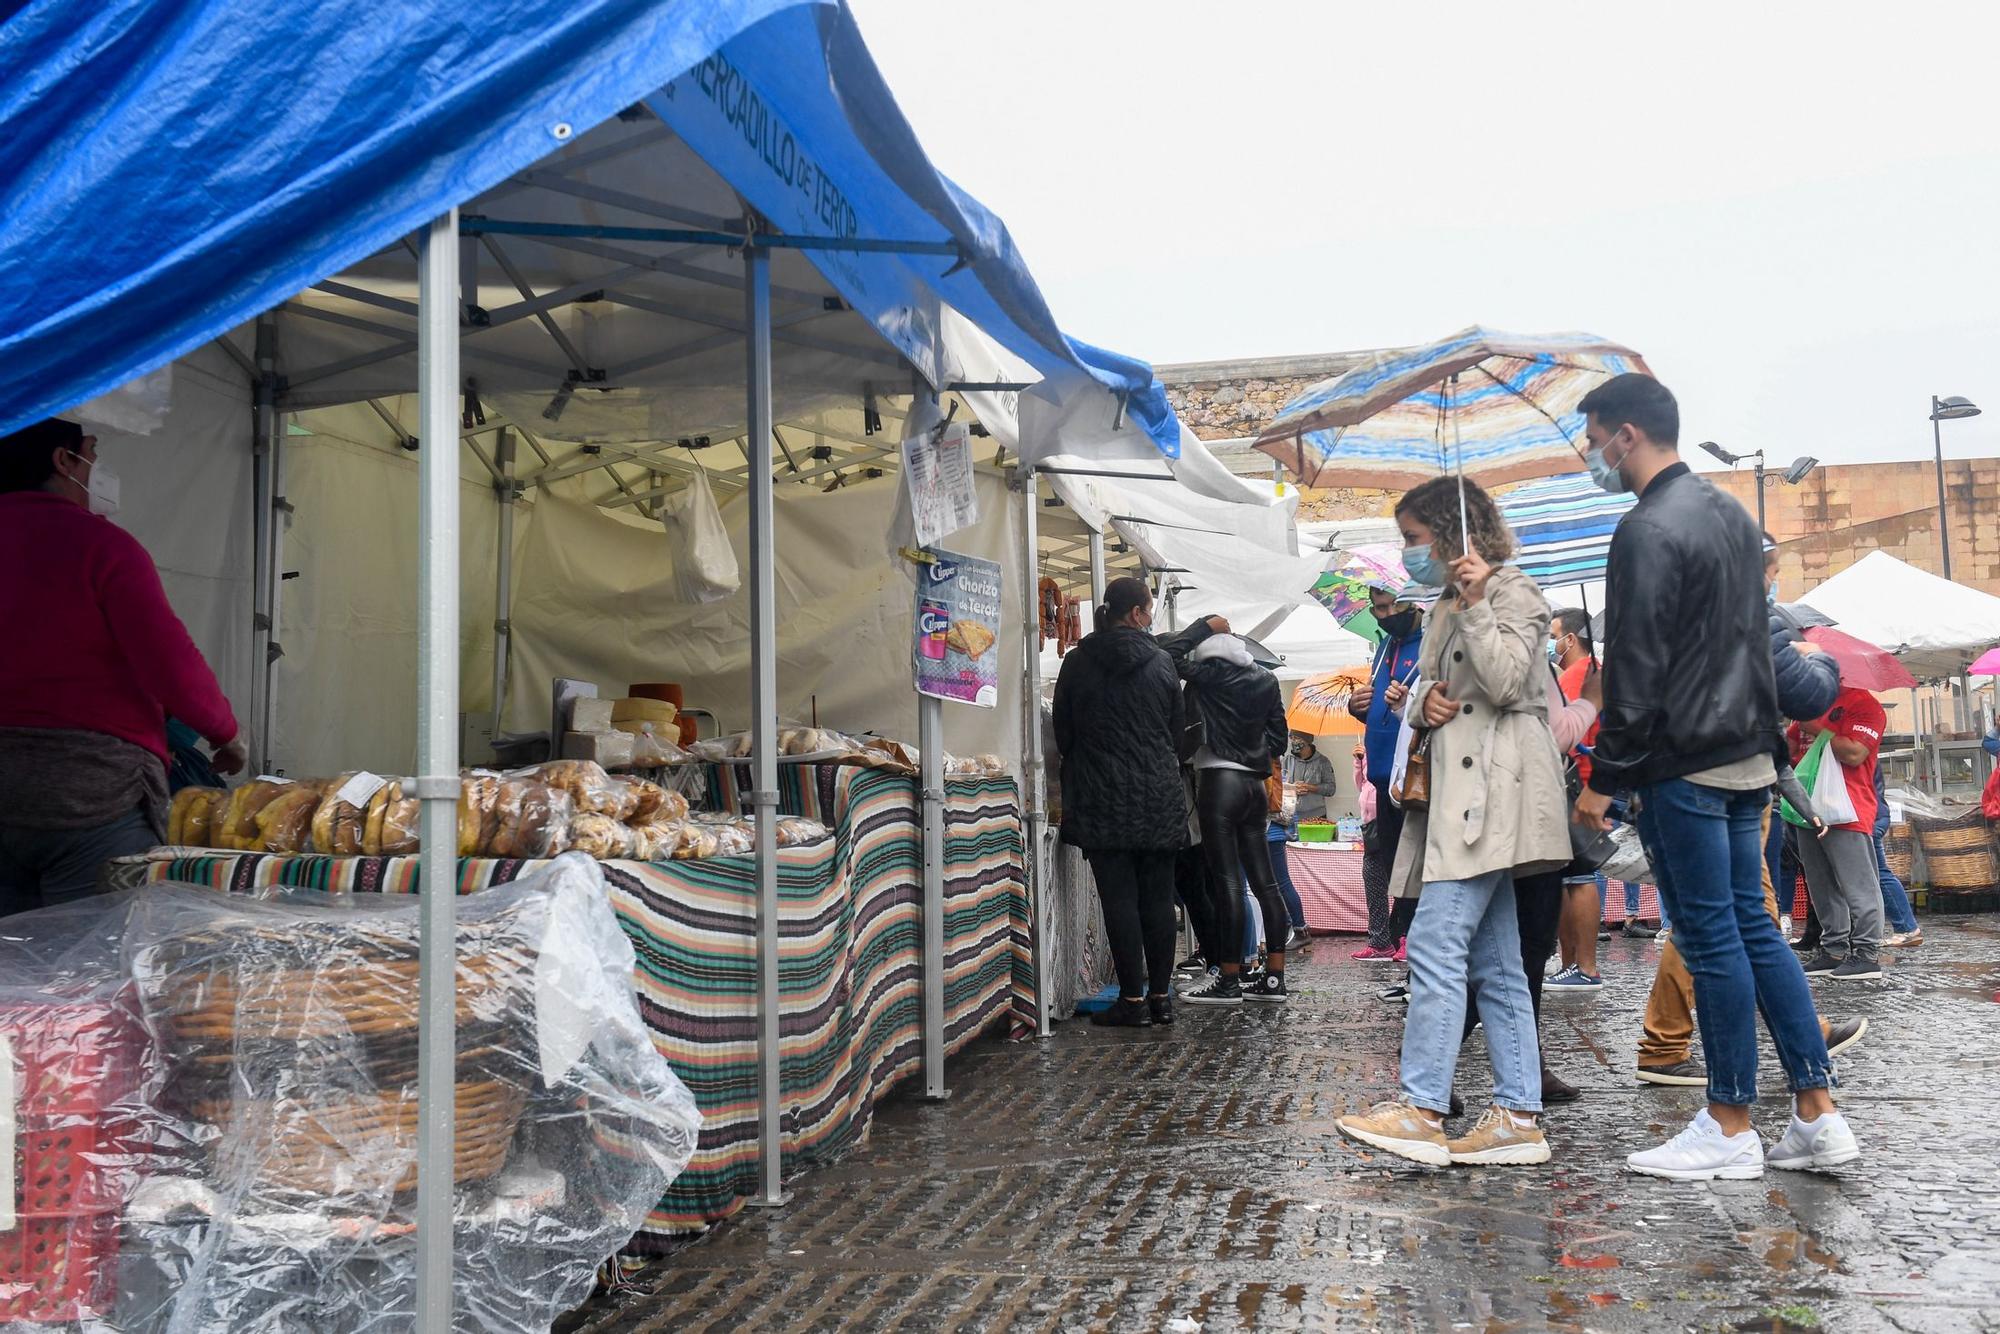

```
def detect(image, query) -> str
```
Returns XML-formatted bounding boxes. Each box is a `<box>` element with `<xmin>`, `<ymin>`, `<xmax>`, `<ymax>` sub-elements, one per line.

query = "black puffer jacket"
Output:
<box><xmin>1591</xmin><ymin>464</ymin><xmax>1782</xmax><ymax>795</ymax></box>
<box><xmin>1159</xmin><ymin>621</ymin><xmax>1289</xmax><ymax>774</ymax></box>
<box><xmin>1051</xmin><ymin>626</ymin><xmax>1189</xmax><ymax>851</ymax></box>
<box><xmin>1769</xmin><ymin>605</ymin><xmax>1840</xmax><ymax>722</ymax></box>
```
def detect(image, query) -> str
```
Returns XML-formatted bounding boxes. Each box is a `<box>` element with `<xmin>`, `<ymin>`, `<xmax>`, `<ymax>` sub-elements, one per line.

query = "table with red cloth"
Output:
<box><xmin>1283</xmin><ymin>842</ymin><xmax>1662</xmax><ymax>933</ymax></box>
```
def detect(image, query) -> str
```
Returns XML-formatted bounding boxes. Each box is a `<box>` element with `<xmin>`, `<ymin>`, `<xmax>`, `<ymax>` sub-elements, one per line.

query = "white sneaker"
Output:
<box><xmin>1767</xmin><ymin>1111</ymin><xmax>1860</xmax><ymax>1172</ymax></box>
<box><xmin>1626</xmin><ymin>1109</ymin><xmax>1765</xmax><ymax>1181</ymax></box>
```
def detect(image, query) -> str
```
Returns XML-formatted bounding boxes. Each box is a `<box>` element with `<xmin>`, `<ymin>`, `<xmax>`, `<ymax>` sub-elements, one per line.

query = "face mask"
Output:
<box><xmin>1768</xmin><ymin>580</ymin><xmax>1780</xmax><ymax>604</ymax></box>
<box><xmin>64</xmin><ymin>449</ymin><xmax>120</xmax><ymax>517</ymax></box>
<box><xmin>1289</xmin><ymin>742</ymin><xmax>1305</xmax><ymax>757</ymax></box>
<box><xmin>1546</xmin><ymin>641</ymin><xmax>1561</xmax><ymax>664</ymax></box>
<box><xmin>1585</xmin><ymin>428</ymin><xmax>1629</xmax><ymax>495</ymax></box>
<box><xmin>1376</xmin><ymin>608</ymin><xmax>1419</xmax><ymax>640</ymax></box>
<box><xmin>1400</xmin><ymin>543</ymin><xmax>1444</xmax><ymax>587</ymax></box>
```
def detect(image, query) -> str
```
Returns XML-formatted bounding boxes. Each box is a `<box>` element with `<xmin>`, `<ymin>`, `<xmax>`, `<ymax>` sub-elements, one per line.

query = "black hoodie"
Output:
<box><xmin>1051</xmin><ymin>625</ymin><xmax>1189</xmax><ymax>851</ymax></box>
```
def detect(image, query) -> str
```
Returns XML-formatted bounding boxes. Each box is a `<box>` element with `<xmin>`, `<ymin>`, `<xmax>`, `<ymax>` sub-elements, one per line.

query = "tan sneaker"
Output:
<box><xmin>1336</xmin><ymin>1099</ymin><xmax>1450</xmax><ymax>1166</ymax></box>
<box><xmin>1446</xmin><ymin>1106</ymin><xmax>1551</xmax><ymax>1165</ymax></box>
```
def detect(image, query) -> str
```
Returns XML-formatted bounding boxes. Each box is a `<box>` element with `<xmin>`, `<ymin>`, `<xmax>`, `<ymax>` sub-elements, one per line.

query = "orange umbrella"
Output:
<box><xmin>1286</xmin><ymin>669</ymin><xmax>1369</xmax><ymax>737</ymax></box>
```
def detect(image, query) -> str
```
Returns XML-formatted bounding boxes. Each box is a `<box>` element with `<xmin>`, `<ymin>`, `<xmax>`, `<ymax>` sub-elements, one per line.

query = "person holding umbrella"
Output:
<box><xmin>1335</xmin><ymin>475</ymin><xmax>1570</xmax><ymax>1166</ymax></box>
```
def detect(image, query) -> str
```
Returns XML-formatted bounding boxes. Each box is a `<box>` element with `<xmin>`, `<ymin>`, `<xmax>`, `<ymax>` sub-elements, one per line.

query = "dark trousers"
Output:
<box><xmin>1196</xmin><ymin>768</ymin><xmax>1287</xmax><ymax>972</ymax></box>
<box><xmin>1461</xmin><ymin>869</ymin><xmax>1563</xmax><ymax>1041</ymax></box>
<box><xmin>1176</xmin><ymin>846</ymin><xmax>1221</xmax><ymax>963</ymax></box>
<box><xmin>1087</xmin><ymin>849</ymin><xmax>1178</xmax><ymax>998</ymax></box>
<box><xmin>0</xmin><ymin>809</ymin><xmax>157</xmax><ymax>917</ymax></box>
<box><xmin>1363</xmin><ymin>790</ymin><xmax>1417</xmax><ymax>950</ymax></box>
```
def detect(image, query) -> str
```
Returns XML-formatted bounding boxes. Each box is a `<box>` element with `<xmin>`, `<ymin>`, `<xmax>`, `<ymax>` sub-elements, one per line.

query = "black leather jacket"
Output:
<box><xmin>1590</xmin><ymin>463</ymin><xmax>1781</xmax><ymax>795</ymax></box>
<box><xmin>1158</xmin><ymin>620</ymin><xmax>1289</xmax><ymax>773</ymax></box>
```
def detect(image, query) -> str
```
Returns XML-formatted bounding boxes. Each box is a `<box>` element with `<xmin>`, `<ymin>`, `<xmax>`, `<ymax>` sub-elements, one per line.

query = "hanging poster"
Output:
<box><xmin>913</xmin><ymin>547</ymin><xmax>1002</xmax><ymax>708</ymax></box>
<box><xmin>901</xmin><ymin>421</ymin><xmax>979</xmax><ymax>545</ymax></box>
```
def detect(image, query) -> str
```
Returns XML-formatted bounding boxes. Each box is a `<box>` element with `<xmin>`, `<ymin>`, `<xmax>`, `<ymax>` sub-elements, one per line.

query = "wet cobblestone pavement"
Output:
<box><xmin>575</xmin><ymin>917</ymin><xmax>2000</xmax><ymax>1332</ymax></box>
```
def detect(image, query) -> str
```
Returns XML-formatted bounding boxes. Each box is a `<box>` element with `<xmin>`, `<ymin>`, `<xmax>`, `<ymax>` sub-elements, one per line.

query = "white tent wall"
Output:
<box><xmin>79</xmin><ymin>343</ymin><xmax>258</xmax><ymax>741</ymax></box>
<box><xmin>503</xmin><ymin>470</ymin><xmax>1027</xmax><ymax>767</ymax></box>
<box><xmin>273</xmin><ymin>415</ymin><xmax>506</xmax><ymax>775</ymax></box>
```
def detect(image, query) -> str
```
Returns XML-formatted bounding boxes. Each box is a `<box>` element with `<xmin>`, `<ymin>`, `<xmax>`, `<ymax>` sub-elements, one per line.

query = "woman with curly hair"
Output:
<box><xmin>1335</xmin><ymin>475</ymin><xmax>1571</xmax><ymax>1167</ymax></box>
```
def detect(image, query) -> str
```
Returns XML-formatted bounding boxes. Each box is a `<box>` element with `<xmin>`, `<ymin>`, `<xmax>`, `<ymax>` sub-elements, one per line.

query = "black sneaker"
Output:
<box><xmin>1183</xmin><ymin>974</ymin><xmax>1242</xmax><ymax>1006</ymax></box>
<box><xmin>1284</xmin><ymin>927</ymin><xmax>1311</xmax><ymax>953</ymax></box>
<box><xmin>1090</xmin><ymin>997</ymin><xmax>1151</xmax><ymax>1027</ymax></box>
<box><xmin>1790</xmin><ymin>935</ymin><xmax>1821</xmax><ymax>955</ymax></box>
<box><xmin>1621</xmin><ymin>920</ymin><xmax>1658</xmax><ymax>939</ymax></box>
<box><xmin>1541</xmin><ymin>1066</ymin><xmax>1582</xmax><ymax>1104</ymax></box>
<box><xmin>1801</xmin><ymin>950</ymin><xmax>1843</xmax><ymax>977</ymax></box>
<box><xmin>1596</xmin><ymin>926</ymin><xmax>1612</xmax><ymax>941</ymax></box>
<box><xmin>1635</xmin><ymin>1058</ymin><xmax>1707</xmax><ymax>1086</ymax></box>
<box><xmin>1148</xmin><ymin>994</ymin><xmax>1174</xmax><ymax>1026</ymax></box>
<box><xmin>1829</xmin><ymin>954</ymin><xmax>1882</xmax><ymax>981</ymax></box>
<box><xmin>1243</xmin><ymin>972</ymin><xmax>1289</xmax><ymax>1003</ymax></box>
<box><xmin>1174</xmin><ymin>953</ymin><xmax>1208</xmax><ymax>976</ymax></box>
<box><xmin>1824</xmin><ymin>1016</ymin><xmax>1867</xmax><ymax>1056</ymax></box>
<box><xmin>1378</xmin><ymin>981</ymin><xmax>1410</xmax><ymax>1005</ymax></box>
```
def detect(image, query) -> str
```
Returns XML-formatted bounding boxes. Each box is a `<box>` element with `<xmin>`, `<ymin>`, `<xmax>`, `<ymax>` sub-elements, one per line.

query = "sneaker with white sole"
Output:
<box><xmin>1545</xmin><ymin>967</ymin><xmax>1604</xmax><ymax>993</ymax></box>
<box><xmin>1823</xmin><ymin>1016</ymin><xmax>1868</xmax><ymax>1057</ymax></box>
<box><xmin>1766</xmin><ymin>1110</ymin><xmax>1860</xmax><ymax>1172</ymax></box>
<box><xmin>1336</xmin><ymin>1099</ymin><xmax>1450</xmax><ymax>1166</ymax></box>
<box><xmin>1446</xmin><ymin>1106</ymin><xmax>1552</xmax><ymax>1165</ymax></box>
<box><xmin>1635</xmin><ymin>1057</ymin><xmax>1708</xmax><ymax>1087</ymax></box>
<box><xmin>1378</xmin><ymin>981</ymin><xmax>1410</xmax><ymax>1005</ymax></box>
<box><xmin>1829</xmin><ymin>954</ymin><xmax>1882</xmax><ymax>981</ymax></box>
<box><xmin>1885</xmin><ymin>928</ymin><xmax>1923</xmax><ymax>948</ymax></box>
<box><xmin>1242</xmin><ymin>971</ymin><xmax>1288</xmax><ymax>1003</ymax></box>
<box><xmin>1182</xmin><ymin>974</ymin><xmax>1242</xmax><ymax>1006</ymax></box>
<box><xmin>1626</xmin><ymin>1109</ymin><xmax>1764</xmax><ymax>1181</ymax></box>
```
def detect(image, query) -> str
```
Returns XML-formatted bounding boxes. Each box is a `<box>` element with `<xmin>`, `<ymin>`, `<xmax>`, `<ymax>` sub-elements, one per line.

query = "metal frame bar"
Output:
<box><xmin>1088</xmin><ymin>530</ymin><xmax>1107</xmax><ymax>605</ymax></box>
<box><xmin>464</xmin><ymin>216</ymin><xmax>960</xmax><ymax>258</ymax></box>
<box><xmin>918</xmin><ymin>692</ymin><xmax>949</xmax><ymax>1100</ymax></box>
<box><xmin>491</xmin><ymin>428</ymin><xmax>516</xmax><ymax>736</ymax></box>
<box><xmin>413</xmin><ymin>209</ymin><xmax>462</xmax><ymax>1331</ymax></box>
<box><xmin>744</xmin><ymin>243</ymin><xmax>789</xmax><ymax>1209</ymax></box>
<box><xmin>252</xmin><ymin>315</ymin><xmax>285</xmax><ymax>774</ymax></box>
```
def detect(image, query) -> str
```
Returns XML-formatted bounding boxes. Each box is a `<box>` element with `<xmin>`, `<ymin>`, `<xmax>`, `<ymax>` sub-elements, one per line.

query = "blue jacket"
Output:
<box><xmin>1362</xmin><ymin>630</ymin><xmax>1423</xmax><ymax>786</ymax></box>
<box><xmin>1770</xmin><ymin>606</ymin><xmax>1839</xmax><ymax>723</ymax></box>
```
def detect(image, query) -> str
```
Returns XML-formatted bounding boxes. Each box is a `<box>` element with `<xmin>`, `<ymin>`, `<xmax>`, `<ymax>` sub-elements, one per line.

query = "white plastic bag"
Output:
<box><xmin>1811</xmin><ymin>746</ymin><xmax>1860</xmax><ymax>826</ymax></box>
<box><xmin>662</xmin><ymin>466</ymin><xmax>739</xmax><ymax>603</ymax></box>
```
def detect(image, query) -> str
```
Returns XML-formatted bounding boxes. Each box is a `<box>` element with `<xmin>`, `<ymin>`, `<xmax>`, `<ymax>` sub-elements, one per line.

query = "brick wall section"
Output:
<box><xmin>1709</xmin><ymin>458</ymin><xmax>2000</xmax><ymax>599</ymax></box>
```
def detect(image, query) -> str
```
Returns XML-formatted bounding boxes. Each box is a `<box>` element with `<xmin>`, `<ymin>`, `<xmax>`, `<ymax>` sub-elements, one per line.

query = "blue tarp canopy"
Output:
<box><xmin>0</xmin><ymin>0</ymin><xmax>1178</xmax><ymax>454</ymax></box>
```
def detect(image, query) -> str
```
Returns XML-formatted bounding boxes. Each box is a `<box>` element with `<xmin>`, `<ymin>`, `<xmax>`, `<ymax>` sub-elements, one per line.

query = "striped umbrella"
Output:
<box><xmin>1254</xmin><ymin>326</ymin><xmax>1652</xmax><ymax>491</ymax></box>
<box><xmin>1496</xmin><ymin>472</ymin><xmax>1637</xmax><ymax>590</ymax></box>
<box><xmin>1307</xmin><ymin>542</ymin><xmax>1409</xmax><ymax>639</ymax></box>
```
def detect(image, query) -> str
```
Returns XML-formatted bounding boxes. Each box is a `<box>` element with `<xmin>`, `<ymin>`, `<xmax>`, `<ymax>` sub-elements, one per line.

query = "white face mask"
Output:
<box><xmin>64</xmin><ymin>449</ymin><xmax>120</xmax><ymax>517</ymax></box>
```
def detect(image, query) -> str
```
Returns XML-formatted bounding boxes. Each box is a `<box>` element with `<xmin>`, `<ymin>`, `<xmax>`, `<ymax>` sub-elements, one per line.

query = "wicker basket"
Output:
<box><xmin>1908</xmin><ymin>810</ymin><xmax>2000</xmax><ymax>892</ymax></box>
<box><xmin>192</xmin><ymin>1078</ymin><xmax>528</xmax><ymax>1196</ymax></box>
<box><xmin>1884</xmin><ymin>822</ymin><xmax>1916</xmax><ymax>882</ymax></box>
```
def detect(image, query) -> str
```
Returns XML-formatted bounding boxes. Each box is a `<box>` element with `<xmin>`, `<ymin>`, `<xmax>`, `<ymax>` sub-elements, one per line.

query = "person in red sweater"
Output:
<box><xmin>0</xmin><ymin>418</ymin><xmax>245</xmax><ymax>914</ymax></box>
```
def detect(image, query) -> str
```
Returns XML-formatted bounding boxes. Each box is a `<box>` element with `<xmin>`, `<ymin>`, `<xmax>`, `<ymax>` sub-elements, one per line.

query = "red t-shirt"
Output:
<box><xmin>1558</xmin><ymin>656</ymin><xmax>1600</xmax><ymax>784</ymax></box>
<box><xmin>1789</xmin><ymin>687</ymin><xmax>1883</xmax><ymax>832</ymax></box>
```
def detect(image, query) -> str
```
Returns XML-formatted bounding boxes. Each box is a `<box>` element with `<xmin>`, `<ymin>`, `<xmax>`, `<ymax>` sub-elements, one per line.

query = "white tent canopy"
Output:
<box><xmin>1799</xmin><ymin>551</ymin><xmax>2000</xmax><ymax>680</ymax></box>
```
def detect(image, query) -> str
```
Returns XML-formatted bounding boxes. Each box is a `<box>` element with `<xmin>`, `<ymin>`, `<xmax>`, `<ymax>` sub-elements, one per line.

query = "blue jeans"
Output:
<box><xmin>1874</xmin><ymin>835</ymin><xmax>1918</xmax><ymax>933</ymax></box>
<box><xmin>1635</xmin><ymin>779</ymin><xmax>1831</xmax><ymax>1105</ymax></box>
<box><xmin>1267</xmin><ymin>835</ymin><xmax>1307</xmax><ymax>931</ymax></box>
<box><xmin>1592</xmin><ymin>870</ymin><xmax>1641</xmax><ymax>920</ymax></box>
<box><xmin>1400</xmin><ymin>870</ymin><xmax>1541</xmax><ymax>1115</ymax></box>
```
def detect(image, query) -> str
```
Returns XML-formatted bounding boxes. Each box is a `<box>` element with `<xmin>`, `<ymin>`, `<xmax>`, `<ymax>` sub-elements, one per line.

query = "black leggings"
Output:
<box><xmin>1196</xmin><ymin>767</ymin><xmax>1287</xmax><ymax>972</ymax></box>
<box><xmin>1461</xmin><ymin>869</ymin><xmax>1564</xmax><ymax>1041</ymax></box>
<box><xmin>1175</xmin><ymin>846</ymin><xmax>1223</xmax><ymax>963</ymax></box>
<box><xmin>1087</xmin><ymin>849</ymin><xmax>1178</xmax><ymax>998</ymax></box>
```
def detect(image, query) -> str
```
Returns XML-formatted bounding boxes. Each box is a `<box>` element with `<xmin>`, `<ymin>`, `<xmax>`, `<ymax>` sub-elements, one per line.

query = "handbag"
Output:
<box><xmin>1391</xmin><ymin>729</ymin><xmax>1433</xmax><ymax>811</ymax></box>
<box><xmin>1562</xmin><ymin>753</ymin><xmax>1616</xmax><ymax>874</ymax></box>
<box><xmin>1264</xmin><ymin>760</ymin><xmax>1285</xmax><ymax>816</ymax></box>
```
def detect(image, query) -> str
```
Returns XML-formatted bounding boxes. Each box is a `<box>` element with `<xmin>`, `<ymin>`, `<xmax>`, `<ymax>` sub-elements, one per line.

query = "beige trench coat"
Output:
<box><xmin>1390</xmin><ymin>564</ymin><xmax>1572</xmax><ymax>896</ymax></box>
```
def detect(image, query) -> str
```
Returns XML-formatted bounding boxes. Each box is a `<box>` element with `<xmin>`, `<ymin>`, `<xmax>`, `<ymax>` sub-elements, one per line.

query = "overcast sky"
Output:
<box><xmin>849</xmin><ymin>0</ymin><xmax>2000</xmax><ymax>473</ymax></box>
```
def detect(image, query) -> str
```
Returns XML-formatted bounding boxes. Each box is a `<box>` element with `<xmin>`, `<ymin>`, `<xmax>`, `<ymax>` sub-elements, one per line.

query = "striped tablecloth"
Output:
<box><xmin>113</xmin><ymin>762</ymin><xmax>1030</xmax><ymax>1243</ymax></box>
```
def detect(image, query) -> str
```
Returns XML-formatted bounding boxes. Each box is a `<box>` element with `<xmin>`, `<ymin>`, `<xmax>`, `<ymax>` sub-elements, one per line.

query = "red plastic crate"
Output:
<box><xmin>2</xmin><ymin>998</ymin><xmax>143</xmax><ymax>1323</ymax></box>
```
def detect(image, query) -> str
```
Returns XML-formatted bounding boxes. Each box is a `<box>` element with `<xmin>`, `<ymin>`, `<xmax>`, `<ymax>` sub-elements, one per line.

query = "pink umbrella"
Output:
<box><xmin>1970</xmin><ymin>645</ymin><xmax>2000</xmax><ymax>676</ymax></box>
<box><xmin>1803</xmin><ymin>627</ymin><xmax>1918</xmax><ymax>691</ymax></box>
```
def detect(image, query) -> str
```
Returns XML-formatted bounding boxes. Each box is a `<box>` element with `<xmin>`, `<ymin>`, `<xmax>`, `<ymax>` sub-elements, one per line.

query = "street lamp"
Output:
<box><xmin>1930</xmin><ymin>395</ymin><xmax>1982</xmax><ymax>582</ymax></box>
<box><xmin>1697</xmin><ymin>441</ymin><xmax>1820</xmax><ymax>533</ymax></box>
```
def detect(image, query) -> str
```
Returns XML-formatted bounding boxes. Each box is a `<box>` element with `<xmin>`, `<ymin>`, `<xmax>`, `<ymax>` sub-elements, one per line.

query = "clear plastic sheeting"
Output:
<box><xmin>0</xmin><ymin>854</ymin><xmax>699</xmax><ymax>1333</ymax></box>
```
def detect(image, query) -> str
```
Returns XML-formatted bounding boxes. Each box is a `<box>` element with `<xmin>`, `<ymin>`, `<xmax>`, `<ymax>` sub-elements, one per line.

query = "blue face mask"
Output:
<box><xmin>1585</xmin><ymin>429</ymin><xmax>1630</xmax><ymax>495</ymax></box>
<box><xmin>1546</xmin><ymin>641</ymin><xmax>1561</xmax><ymax>664</ymax></box>
<box><xmin>1401</xmin><ymin>542</ymin><xmax>1444</xmax><ymax>586</ymax></box>
<box><xmin>1768</xmin><ymin>580</ymin><xmax>1780</xmax><ymax>603</ymax></box>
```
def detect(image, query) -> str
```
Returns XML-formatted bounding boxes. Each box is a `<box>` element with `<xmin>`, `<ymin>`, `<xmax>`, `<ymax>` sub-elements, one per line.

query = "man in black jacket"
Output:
<box><xmin>1574</xmin><ymin>373</ymin><xmax>1859</xmax><ymax>1181</ymax></box>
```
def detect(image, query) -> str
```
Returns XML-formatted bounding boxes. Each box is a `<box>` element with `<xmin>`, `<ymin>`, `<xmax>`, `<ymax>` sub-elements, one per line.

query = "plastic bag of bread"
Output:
<box><xmin>216</xmin><ymin>779</ymin><xmax>304</xmax><ymax>851</ymax></box>
<box><xmin>485</xmin><ymin>778</ymin><xmax>573</xmax><ymax>858</ymax></box>
<box><xmin>622</xmin><ymin>778</ymin><xmax>689</xmax><ymax>825</ymax></box>
<box><xmin>625</xmin><ymin>723</ymin><xmax>691</xmax><ymax>768</ymax></box>
<box><xmin>361</xmin><ymin>781</ymin><xmax>423</xmax><ymax>856</ymax></box>
<box><xmin>309</xmin><ymin>773</ymin><xmax>388</xmax><ymax>855</ymax></box>
<box><xmin>167</xmin><ymin>787</ymin><xmax>226</xmax><ymax>847</ymax></box>
<box><xmin>628</xmin><ymin>821</ymin><xmax>679</xmax><ymax>862</ymax></box>
<box><xmin>944</xmin><ymin>753</ymin><xmax>1008</xmax><ymax>777</ymax></box>
<box><xmin>774</xmin><ymin>815</ymin><xmax>829</xmax><ymax>848</ymax></box>
<box><xmin>688</xmin><ymin>734</ymin><xmax>749</xmax><ymax>763</ymax></box>
<box><xmin>568</xmin><ymin>812</ymin><xmax>638</xmax><ymax>860</ymax></box>
<box><xmin>778</xmin><ymin>726</ymin><xmax>866</xmax><ymax>757</ymax></box>
<box><xmin>458</xmin><ymin>774</ymin><xmax>501</xmax><ymax>855</ymax></box>
<box><xmin>511</xmin><ymin>760</ymin><xmax>632</xmax><ymax>819</ymax></box>
<box><xmin>253</xmin><ymin>783</ymin><xmax>326</xmax><ymax>853</ymax></box>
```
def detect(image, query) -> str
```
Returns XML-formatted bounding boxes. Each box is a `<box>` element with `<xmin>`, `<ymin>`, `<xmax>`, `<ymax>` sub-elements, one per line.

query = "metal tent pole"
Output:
<box><xmin>1088</xmin><ymin>529</ymin><xmax>1107</xmax><ymax>606</ymax></box>
<box><xmin>251</xmin><ymin>313</ymin><xmax>284</xmax><ymax>772</ymax></box>
<box><xmin>413</xmin><ymin>209</ymin><xmax>462</xmax><ymax>1332</ymax></box>
<box><xmin>491</xmin><ymin>428</ymin><xmax>516</xmax><ymax>737</ymax></box>
<box><xmin>918</xmin><ymin>692</ymin><xmax>949</xmax><ymax>1099</ymax></box>
<box><xmin>744</xmin><ymin>242</ymin><xmax>789</xmax><ymax>1208</ymax></box>
<box><xmin>1020</xmin><ymin>465</ymin><xmax>1051</xmax><ymax>1037</ymax></box>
